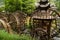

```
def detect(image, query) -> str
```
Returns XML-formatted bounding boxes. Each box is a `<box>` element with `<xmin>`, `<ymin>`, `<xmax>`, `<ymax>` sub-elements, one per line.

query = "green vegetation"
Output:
<box><xmin>50</xmin><ymin>0</ymin><xmax>60</xmax><ymax>11</ymax></box>
<box><xmin>0</xmin><ymin>0</ymin><xmax>5</xmax><ymax>12</ymax></box>
<box><xmin>0</xmin><ymin>7</ymin><xmax>5</xmax><ymax>12</ymax></box>
<box><xmin>0</xmin><ymin>0</ymin><xmax>60</xmax><ymax>40</ymax></box>
<box><xmin>55</xmin><ymin>0</ymin><xmax>60</xmax><ymax>11</ymax></box>
<box><xmin>0</xmin><ymin>0</ymin><xmax>60</xmax><ymax>13</ymax></box>
<box><xmin>0</xmin><ymin>30</ymin><xmax>33</xmax><ymax>40</ymax></box>
<box><xmin>5</xmin><ymin>0</ymin><xmax>36</xmax><ymax>15</ymax></box>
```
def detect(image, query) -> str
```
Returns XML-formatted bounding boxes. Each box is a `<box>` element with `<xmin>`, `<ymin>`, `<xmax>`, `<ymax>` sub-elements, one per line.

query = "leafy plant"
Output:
<box><xmin>5</xmin><ymin>0</ymin><xmax>36</xmax><ymax>14</ymax></box>
<box><xmin>20</xmin><ymin>0</ymin><xmax>36</xmax><ymax>15</ymax></box>
<box><xmin>5</xmin><ymin>0</ymin><xmax>17</xmax><ymax>12</ymax></box>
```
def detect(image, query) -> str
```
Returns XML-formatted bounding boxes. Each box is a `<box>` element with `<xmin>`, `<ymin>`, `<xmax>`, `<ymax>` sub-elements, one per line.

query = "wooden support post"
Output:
<box><xmin>47</xmin><ymin>20</ymin><xmax>52</xmax><ymax>40</ymax></box>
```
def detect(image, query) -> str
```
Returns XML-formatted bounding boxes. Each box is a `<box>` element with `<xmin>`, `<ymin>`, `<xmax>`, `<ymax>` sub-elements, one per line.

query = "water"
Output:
<box><xmin>53</xmin><ymin>37</ymin><xmax>60</xmax><ymax>40</ymax></box>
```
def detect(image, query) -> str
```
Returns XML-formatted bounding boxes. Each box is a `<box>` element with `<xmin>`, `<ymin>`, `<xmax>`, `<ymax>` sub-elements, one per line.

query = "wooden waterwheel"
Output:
<box><xmin>0</xmin><ymin>11</ymin><xmax>26</xmax><ymax>34</ymax></box>
<box><xmin>0</xmin><ymin>12</ymin><xmax>13</xmax><ymax>34</ymax></box>
<box><xmin>30</xmin><ymin>9</ymin><xmax>60</xmax><ymax>40</ymax></box>
<box><xmin>8</xmin><ymin>11</ymin><xmax>26</xmax><ymax>34</ymax></box>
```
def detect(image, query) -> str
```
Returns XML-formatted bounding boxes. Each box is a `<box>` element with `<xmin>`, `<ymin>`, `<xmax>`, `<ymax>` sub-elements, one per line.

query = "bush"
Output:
<box><xmin>5</xmin><ymin>0</ymin><xmax>36</xmax><ymax>14</ymax></box>
<box><xmin>5</xmin><ymin>0</ymin><xmax>17</xmax><ymax>12</ymax></box>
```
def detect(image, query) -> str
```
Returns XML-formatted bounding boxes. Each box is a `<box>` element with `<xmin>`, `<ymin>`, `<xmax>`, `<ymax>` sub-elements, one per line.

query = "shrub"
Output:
<box><xmin>5</xmin><ymin>0</ymin><xmax>36</xmax><ymax>15</ymax></box>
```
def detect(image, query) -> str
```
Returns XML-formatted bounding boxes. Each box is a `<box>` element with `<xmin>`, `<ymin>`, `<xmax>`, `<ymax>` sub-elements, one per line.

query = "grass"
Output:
<box><xmin>0</xmin><ymin>30</ymin><xmax>33</xmax><ymax>40</ymax></box>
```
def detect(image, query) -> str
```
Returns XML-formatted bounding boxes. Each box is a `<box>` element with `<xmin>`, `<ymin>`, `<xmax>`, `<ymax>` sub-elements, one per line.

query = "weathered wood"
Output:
<box><xmin>0</xmin><ymin>19</ymin><xmax>13</xmax><ymax>34</ymax></box>
<box><xmin>30</xmin><ymin>9</ymin><xmax>60</xmax><ymax>40</ymax></box>
<box><xmin>0</xmin><ymin>11</ymin><xmax>27</xmax><ymax>34</ymax></box>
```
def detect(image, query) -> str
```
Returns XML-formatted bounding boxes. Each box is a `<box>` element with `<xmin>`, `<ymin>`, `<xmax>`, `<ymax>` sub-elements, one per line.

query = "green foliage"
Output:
<box><xmin>5</xmin><ymin>0</ymin><xmax>36</xmax><ymax>14</ymax></box>
<box><xmin>19</xmin><ymin>0</ymin><xmax>36</xmax><ymax>15</ymax></box>
<box><xmin>50</xmin><ymin>0</ymin><xmax>60</xmax><ymax>11</ymax></box>
<box><xmin>0</xmin><ymin>30</ymin><xmax>34</xmax><ymax>40</ymax></box>
<box><xmin>0</xmin><ymin>7</ymin><xmax>4</xmax><ymax>12</ymax></box>
<box><xmin>55</xmin><ymin>0</ymin><xmax>60</xmax><ymax>11</ymax></box>
<box><xmin>5</xmin><ymin>0</ymin><xmax>17</xmax><ymax>12</ymax></box>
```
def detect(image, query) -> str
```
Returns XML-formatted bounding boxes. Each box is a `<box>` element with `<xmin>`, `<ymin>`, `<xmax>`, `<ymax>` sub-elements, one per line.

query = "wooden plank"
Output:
<box><xmin>32</xmin><ymin>16</ymin><xmax>56</xmax><ymax>20</ymax></box>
